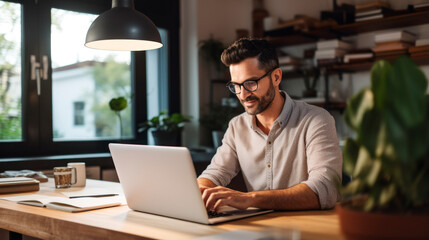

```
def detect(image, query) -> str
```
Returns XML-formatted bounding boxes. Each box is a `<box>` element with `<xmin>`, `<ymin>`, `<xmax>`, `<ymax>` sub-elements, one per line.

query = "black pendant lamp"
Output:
<box><xmin>85</xmin><ymin>0</ymin><xmax>163</xmax><ymax>51</ymax></box>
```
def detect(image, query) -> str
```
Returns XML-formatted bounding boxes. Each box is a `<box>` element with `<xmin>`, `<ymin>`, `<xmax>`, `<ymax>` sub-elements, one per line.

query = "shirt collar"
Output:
<box><xmin>277</xmin><ymin>90</ymin><xmax>293</xmax><ymax>128</ymax></box>
<box><xmin>247</xmin><ymin>90</ymin><xmax>293</xmax><ymax>130</ymax></box>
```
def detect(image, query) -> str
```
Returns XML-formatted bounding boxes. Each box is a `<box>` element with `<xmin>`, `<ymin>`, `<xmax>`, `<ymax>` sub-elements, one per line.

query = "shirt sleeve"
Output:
<box><xmin>198</xmin><ymin>120</ymin><xmax>241</xmax><ymax>186</ymax></box>
<box><xmin>301</xmin><ymin>109</ymin><xmax>343</xmax><ymax>209</ymax></box>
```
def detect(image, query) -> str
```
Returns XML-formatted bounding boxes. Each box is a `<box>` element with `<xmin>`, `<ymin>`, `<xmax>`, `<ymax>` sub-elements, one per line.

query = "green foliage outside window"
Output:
<box><xmin>91</xmin><ymin>57</ymin><xmax>132</xmax><ymax>138</ymax></box>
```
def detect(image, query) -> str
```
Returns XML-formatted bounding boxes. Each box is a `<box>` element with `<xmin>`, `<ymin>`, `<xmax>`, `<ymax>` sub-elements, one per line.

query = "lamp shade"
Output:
<box><xmin>85</xmin><ymin>0</ymin><xmax>163</xmax><ymax>51</ymax></box>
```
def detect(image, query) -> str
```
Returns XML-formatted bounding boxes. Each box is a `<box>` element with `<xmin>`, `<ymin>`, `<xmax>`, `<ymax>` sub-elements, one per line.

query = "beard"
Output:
<box><xmin>240</xmin><ymin>80</ymin><xmax>276</xmax><ymax>115</ymax></box>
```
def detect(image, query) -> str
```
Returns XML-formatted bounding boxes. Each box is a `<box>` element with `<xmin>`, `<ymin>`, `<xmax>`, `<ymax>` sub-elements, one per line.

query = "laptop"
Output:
<box><xmin>109</xmin><ymin>143</ymin><xmax>273</xmax><ymax>224</ymax></box>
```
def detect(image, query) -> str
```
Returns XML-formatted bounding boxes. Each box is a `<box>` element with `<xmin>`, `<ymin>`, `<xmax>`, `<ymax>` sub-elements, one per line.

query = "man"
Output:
<box><xmin>198</xmin><ymin>38</ymin><xmax>342</xmax><ymax>212</ymax></box>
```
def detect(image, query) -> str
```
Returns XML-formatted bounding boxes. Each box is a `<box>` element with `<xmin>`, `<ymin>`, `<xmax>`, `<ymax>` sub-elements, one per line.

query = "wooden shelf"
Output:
<box><xmin>333</xmin><ymin>10</ymin><xmax>429</xmax><ymax>36</ymax></box>
<box><xmin>266</xmin><ymin>28</ymin><xmax>338</xmax><ymax>47</ymax></box>
<box><xmin>266</xmin><ymin>34</ymin><xmax>317</xmax><ymax>47</ymax></box>
<box><xmin>330</xmin><ymin>55</ymin><xmax>429</xmax><ymax>73</ymax></box>
<box><xmin>331</xmin><ymin>61</ymin><xmax>374</xmax><ymax>72</ymax></box>
<box><xmin>267</xmin><ymin>10</ymin><xmax>429</xmax><ymax>47</ymax></box>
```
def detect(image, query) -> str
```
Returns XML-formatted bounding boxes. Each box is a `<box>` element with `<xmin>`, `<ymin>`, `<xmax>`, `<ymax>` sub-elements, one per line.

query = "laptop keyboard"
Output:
<box><xmin>207</xmin><ymin>210</ymin><xmax>234</xmax><ymax>218</ymax></box>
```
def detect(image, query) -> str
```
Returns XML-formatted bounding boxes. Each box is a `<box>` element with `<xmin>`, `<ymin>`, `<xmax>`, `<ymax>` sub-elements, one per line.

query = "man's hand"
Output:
<box><xmin>202</xmin><ymin>186</ymin><xmax>255</xmax><ymax>212</ymax></box>
<box><xmin>197</xmin><ymin>179</ymin><xmax>320</xmax><ymax>211</ymax></box>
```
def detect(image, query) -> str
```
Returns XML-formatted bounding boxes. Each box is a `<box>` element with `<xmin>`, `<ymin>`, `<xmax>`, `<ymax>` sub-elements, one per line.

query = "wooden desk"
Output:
<box><xmin>0</xmin><ymin>179</ymin><xmax>344</xmax><ymax>240</ymax></box>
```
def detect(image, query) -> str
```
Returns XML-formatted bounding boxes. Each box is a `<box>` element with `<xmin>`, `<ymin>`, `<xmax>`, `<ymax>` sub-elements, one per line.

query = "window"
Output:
<box><xmin>73</xmin><ymin>102</ymin><xmax>85</xmax><ymax>126</ymax></box>
<box><xmin>51</xmin><ymin>8</ymin><xmax>132</xmax><ymax>141</ymax></box>
<box><xmin>0</xmin><ymin>0</ymin><xmax>179</xmax><ymax>158</ymax></box>
<box><xmin>0</xmin><ymin>1</ymin><xmax>22</xmax><ymax>141</ymax></box>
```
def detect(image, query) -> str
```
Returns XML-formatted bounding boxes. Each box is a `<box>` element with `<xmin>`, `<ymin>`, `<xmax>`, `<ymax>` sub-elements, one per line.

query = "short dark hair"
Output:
<box><xmin>221</xmin><ymin>38</ymin><xmax>279</xmax><ymax>71</ymax></box>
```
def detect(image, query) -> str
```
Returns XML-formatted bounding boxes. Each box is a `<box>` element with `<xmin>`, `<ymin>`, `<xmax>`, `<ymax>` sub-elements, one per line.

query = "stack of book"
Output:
<box><xmin>409</xmin><ymin>38</ymin><xmax>429</xmax><ymax>59</ymax></box>
<box><xmin>354</xmin><ymin>0</ymin><xmax>392</xmax><ymax>22</ymax></box>
<box><xmin>343</xmin><ymin>49</ymin><xmax>374</xmax><ymax>64</ymax></box>
<box><xmin>372</xmin><ymin>31</ymin><xmax>416</xmax><ymax>60</ymax></box>
<box><xmin>315</xmin><ymin>39</ymin><xmax>353</xmax><ymax>66</ymax></box>
<box><xmin>408</xmin><ymin>1</ymin><xmax>429</xmax><ymax>11</ymax></box>
<box><xmin>278</xmin><ymin>56</ymin><xmax>301</xmax><ymax>72</ymax></box>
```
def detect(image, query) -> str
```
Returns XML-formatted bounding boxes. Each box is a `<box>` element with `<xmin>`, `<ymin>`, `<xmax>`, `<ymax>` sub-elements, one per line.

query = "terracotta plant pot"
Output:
<box><xmin>336</xmin><ymin>202</ymin><xmax>429</xmax><ymax>240</ymax></box>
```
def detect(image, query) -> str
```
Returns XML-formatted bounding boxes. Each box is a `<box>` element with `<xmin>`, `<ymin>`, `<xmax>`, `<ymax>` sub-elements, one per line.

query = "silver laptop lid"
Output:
<box><xmin>109</xmin><ymin>143</ymin><xmax>210</xmax><ymax>224</ymax></box>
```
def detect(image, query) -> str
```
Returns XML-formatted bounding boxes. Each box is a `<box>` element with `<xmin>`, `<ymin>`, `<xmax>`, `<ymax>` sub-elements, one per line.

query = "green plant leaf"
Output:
<box><xmin>344</xmin><ymin>88</ymin><xmax>373</xmax><ymax>132</ymax></box>
<box><xmin>370</xmin><ymin>60</ymin><xmax>390</xmax><ymax>110</ymax></box>
<box><xmin>388</xmin><ymin>57</ymin><xmax>427</xmax><ymax>128</ymax></box>
<box><xmin>342</xmin><ymin>138</ymin><xmax>359</xmax><ymax>176</ymax></box>
<box><xmin>378</xmin><ymin>183</ymin><xmax>396</xmax><ymax>208</ymax></box>
<box><xmin>109</xmin><ymin>97</ymin><xmax>127</xmax><ymax>112</ymax></box>
<box><xmin>342</xmin><ymin>179</ymin><xmax>363</xmax><ymax>196</ymax></box>
<box><xmin>364</xmin><ymin>195</ymin><xmax>375</xmax><ymax>212</ymax></box>
<box><xmin>138</xmin><ymin>111</ymin><xmax>191</xmax><ymax>133</ymax></box>
<box><xmin>366</xmin><ymin>158</ymin><xmax>382</xmax><ymax>187</ymax></box>
<box><xmin>340</xmin><ymin>56</ymin><xmax>429</xmax><ymax>213</ymax></box>
<box><xmin>357</xmin><ymin>108</ymin><xmax>381</xmax><ymax>157</ymax></box>
<box><xmin>353</xmin><ymin>146</ymin><xmax>372</xmax><ymax>178</ymax></box>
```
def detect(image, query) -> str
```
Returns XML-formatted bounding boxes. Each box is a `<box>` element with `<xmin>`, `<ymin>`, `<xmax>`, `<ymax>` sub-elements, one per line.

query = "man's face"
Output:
<box><xmin>229</xmin><ymin>58</ymin><xmax>276</xmax><ymax>115</ymax></box>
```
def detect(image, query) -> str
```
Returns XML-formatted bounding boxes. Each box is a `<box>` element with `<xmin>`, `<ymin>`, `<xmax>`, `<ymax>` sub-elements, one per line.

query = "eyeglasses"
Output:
<box><xmin>226</xmin><ymin>68</ymin><xmax>276</xmax><ymax>94</ymax></box>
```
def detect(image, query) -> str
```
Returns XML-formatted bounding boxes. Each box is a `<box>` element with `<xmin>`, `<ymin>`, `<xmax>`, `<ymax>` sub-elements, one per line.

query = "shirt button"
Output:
<box><xmin>268</xmin><ymin>141</ymin><xmax>271</xmax><ymax>144</ymax></box>
<box><xmin>267</xmin><ymin>164</ymin><xmax>271</xmax><ymax>168</ymax></box>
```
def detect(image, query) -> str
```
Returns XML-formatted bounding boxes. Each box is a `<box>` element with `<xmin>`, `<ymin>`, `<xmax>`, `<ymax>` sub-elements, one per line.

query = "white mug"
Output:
<box><xmin>67</xmin><ymin>162</ymin><xmax>86</xmax><ymax>187</ymax></box>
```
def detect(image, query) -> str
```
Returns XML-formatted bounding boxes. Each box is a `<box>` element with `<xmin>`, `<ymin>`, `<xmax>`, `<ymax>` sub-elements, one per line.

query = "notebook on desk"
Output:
<box><xmin>109</xmin><ymin>143</ymin><xmax>273</xmax><ymax>225</ymax></box>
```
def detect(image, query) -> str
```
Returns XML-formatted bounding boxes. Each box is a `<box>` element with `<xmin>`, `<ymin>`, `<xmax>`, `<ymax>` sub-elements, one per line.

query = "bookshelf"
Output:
<box><xmin>333</xmin><ymin>10</ymin><xmax>429</xmax><ymax>35</ymax></box>
<box><xmin>266</xmin><ymin>10</ymin><xmax>429</xmax><ymax>47</ymax></box>
<box><xmin>268</xmin><ymin>9</ymin><xmax>429</xmax><ymax>111</ymax></box>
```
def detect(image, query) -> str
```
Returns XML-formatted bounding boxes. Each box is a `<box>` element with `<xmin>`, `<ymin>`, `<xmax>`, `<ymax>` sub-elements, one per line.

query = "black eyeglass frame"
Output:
<box><xmin>226</xmin><ymin>68</ymin><xmax>277</xmax><ymax>94</ymax></box>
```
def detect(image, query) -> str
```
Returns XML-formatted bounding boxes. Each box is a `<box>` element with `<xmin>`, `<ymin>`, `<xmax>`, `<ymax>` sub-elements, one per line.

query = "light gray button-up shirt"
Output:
<box><xmin>198</xmin><ymin>91</ymin><xmax>342</xmax><ymax>209</ymax></box>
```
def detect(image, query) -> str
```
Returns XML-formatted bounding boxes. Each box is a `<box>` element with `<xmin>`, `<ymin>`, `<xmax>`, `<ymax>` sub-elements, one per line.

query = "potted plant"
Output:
<box><xmin>109</xmin><ymin>96</ymin><xmax>127</xmax><ymax>138</ymax></box>
<box><xmin>301</xmin><ymin>67</ymin><xmax>320</xmax><ymax>98</ymax></box>
<box><xmin>338</xmin><ymin>56</ymin><xmax>429</xmax><ymax>239</ymax></box>
<box><xmin>138</xmin><ymin>111</ymin><xmax>191</xmax><ymax>146</ymax></box>
<box><xmin>199</xmin><ymin>35</ymin><xmax>227</xmax><ymax>79</ymax></box>
<box><xmin>200</xmin><ymin>103</ymin><xmax>242</xmax><ymax>149</ymax></box>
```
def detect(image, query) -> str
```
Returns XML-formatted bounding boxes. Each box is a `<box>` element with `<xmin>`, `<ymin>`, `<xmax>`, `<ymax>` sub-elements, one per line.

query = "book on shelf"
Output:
<box><xmin>315</xmin><ymin>48</ymin><xmax>347</xmax><ymax>59</ymax></box>
<box><xmin>374</xmin><ymin>31</ymin><xmax>416</xmax><ymax>43</ymax></box>
<box><xmin>317</xmin><ymin>58</ymin><xmax>341</xmax><ymax>67</ymax></box>
<box><xmin>375</xmin><ymin>49</ymin><xmax>408</xmax><ymax>56</ymax></box>
<box><xmin>316</xmin><ymin>39</ymin><xmax>353</xmax><ymax>50</ymax></box>
<box><xmin>355</xmin><ymin>7</ymin><xmax>393</xmax><ymax>17</ymax></box>
<box><xmin>0</xmin><ymin>177</ymin><xmax>40</xmax><ymax>194</ymax></box>
<box><xmin>415</xmin><ymin>38</ymin><xmax>429</xmax><ymax>47</ymax></box>
<box><xmin>355</xmin><ymin>0</ymin><xmax>389</xmax><ymax>12</ymax></box>
<box><xmin>409</xmin><ymin>45</ymin><xmax>429</xmax><ymax>53</ymax></box>
<box><xmin>409</xmin><ymin>2</ymin><xmax>429</xmax><ymax>11</ymax></box>
<box><xmin>279</xmin><ymin>64</ymin><xmax>299</xmax><ymax>72</ymax></box>
<box><xmin>278</xmin><ymin>56</ymin><xmax>301</xmax><ymax>65</ymax></box>
<box><xmin>414</xmin><ymin>2</ymin><xmax>429</xmax><ymax>8</ymax></box>
<box><xmin>372</xmin><ymin>41</ymin><xmax>412</xmax><ymax>52</ymax></box>
<box><xmin>355</xmin><ymin>14</ymin><xmax>384</xmax><ymax>22</ymax></box>
<box><xmin>374</xmin><ymin>50</ymin><xmax>408</xmax><ymax>60</ymax></box>
<box><xmin>410</xmin><ymin>51</ymin><xmax>429</xmax><ymax>58</ymax></box>
<box><xmin>0</xmin><ymin>194</ymin><xmax>123</xmax><ymax>213</ymax></box>
<box><xmin>354</xmin><ymin>9</ymin><xmax>400</xmax><ymax>22</ymax></box>
<box><xmin>344</xmin><ymin>53</ymin><xmax>374</xmax><ymax>63</ymax></box>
